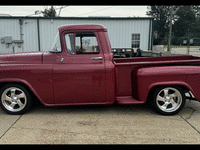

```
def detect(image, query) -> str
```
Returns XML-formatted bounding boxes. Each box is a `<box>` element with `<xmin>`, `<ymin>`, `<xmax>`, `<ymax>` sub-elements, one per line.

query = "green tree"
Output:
<box><xmin>42</xmin><ymin>6</ymin><xmax>56</xmax><ymax>17</ymax></box>
<box><xmin>147</xmin><ymin>5</ymin><xmax>200</xmax><ymax>45</ymax></box>
<box><xmin>172</xmin><ymin>6</ymin><xmax>197</xmax><ymax>45</ymax></box>
<box><xmin>146</xmin><ymin>5</ymin><xmax>178</xmax><ymax>44</ymax></box>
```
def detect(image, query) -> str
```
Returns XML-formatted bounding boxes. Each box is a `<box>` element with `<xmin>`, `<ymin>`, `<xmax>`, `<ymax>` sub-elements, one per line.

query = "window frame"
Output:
<box><xmin>131</xmin><ymin>33</ymin><xmax>140</xmax><ymax>48</ymax></box>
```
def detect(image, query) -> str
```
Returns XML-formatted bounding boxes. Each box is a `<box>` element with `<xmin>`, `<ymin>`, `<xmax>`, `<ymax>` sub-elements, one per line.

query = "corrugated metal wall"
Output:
<box><xmin>0</xmin><ymin>17</ymin><xmax>152</xmax><ymax>54</ymax></box>
<box><xmin>0</xmin><ymin>18</ymin><xmax>39</xmax><ymax>53</ymax></box>
<box><xmin>23</xmin><ymin>19</ymin><xmax>39</xmax><ymax>52</ymax></box>
<box><xmin>0</xmin><ymin>19</ymin><xmax>21</xmax><ymax>53</ymax></box>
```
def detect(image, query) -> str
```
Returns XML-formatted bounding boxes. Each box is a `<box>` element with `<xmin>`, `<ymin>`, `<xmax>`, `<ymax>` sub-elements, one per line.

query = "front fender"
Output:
<box><xmin>0</xmin><ymin>78</ymin><xmax>45</xmax><ymax>105</ymax></box>
<box><xmin>132</xmin><ymin>65</ymin><xmax>200</xmax><ymax>101</ymax></box>
<box><xmin>0</xmin><ymin>64</ymin><xmax>54</xmax><ymax>105</ymax></box>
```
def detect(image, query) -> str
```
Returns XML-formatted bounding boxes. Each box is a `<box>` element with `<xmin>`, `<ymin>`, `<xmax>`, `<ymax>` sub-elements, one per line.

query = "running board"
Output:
<box><xmin>116</xmin><ymin>96</ymin><xmax>145</xmax><ymax>104</ymax></box>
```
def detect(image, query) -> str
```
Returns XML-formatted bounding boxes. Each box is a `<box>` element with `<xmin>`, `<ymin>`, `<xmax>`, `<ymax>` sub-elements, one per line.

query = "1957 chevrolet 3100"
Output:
<box><xmin>1</xmin><ymin>24</ymin><xmax>200</xmax><ymax>115</ymax></box>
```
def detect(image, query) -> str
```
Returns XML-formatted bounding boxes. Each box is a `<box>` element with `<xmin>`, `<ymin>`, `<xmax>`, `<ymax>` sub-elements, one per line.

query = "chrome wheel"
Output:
<box><xmin>156</xmin><ymin>87</ymin><xmax>182</xmax><ymax>113</ymax></box>
<box><xmin>1</xmin><ymin>87</ymin><xmax>27</xmax><ymax>112</ymax></box>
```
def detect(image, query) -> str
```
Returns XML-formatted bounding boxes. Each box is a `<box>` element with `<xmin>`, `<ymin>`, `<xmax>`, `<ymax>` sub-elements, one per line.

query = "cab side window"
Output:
<box><xmin>76</xmin><ymin>33</ymin><xmax>100</xmax><ymax>54</ymax></box>
<box><xmin>65</xmin><ymin>32</ymin><xmax>100</xmax><ymax>55</ymax></box>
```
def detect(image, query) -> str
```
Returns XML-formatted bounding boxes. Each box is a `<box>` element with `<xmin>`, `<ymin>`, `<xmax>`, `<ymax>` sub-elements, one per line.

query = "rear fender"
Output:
<box><xmin>148</xmin><ymin>81</ymin><xmax>196</xmax><ymax>97</ymax></box>
<box><xmin>137</xmin><ymin>80</ymin><xmax>195</xmax><ymax>102</ymax></box>
<box><xmin>132</xmin><ymin>65</ymin><xmax>200</xmax><ymax>101</ymax></box>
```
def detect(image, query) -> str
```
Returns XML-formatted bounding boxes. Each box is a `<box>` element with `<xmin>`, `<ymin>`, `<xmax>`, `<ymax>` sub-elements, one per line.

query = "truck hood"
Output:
<box><xmin>0</xmin><ymin>52</ymin><xmax>43</xmax><ymax>64</ymax></box>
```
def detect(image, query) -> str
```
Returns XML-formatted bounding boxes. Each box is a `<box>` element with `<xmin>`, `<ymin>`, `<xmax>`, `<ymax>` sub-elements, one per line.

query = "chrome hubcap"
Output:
<box><xmin>1</xmin><ymin>87</ymin><xmax>27</xmax><ymax>112</ymax></box>
<box><xmin>156</xmin><ymin>87</ymin><xmax>182</xmax><ymax>113</ymax></box>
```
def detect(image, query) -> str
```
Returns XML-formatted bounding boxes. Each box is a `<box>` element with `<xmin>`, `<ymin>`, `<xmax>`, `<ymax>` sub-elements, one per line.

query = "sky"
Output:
<box><xmin>0</xmin><ymin>5</ymin><xmax>149</xmax><ymax>17</ymax></box>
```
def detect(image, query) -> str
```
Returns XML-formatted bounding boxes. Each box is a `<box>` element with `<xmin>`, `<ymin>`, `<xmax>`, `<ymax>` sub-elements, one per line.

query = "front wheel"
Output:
<box><xmin>0</xmin><ymin>84</ymin><xmax>32</xmax><ymax>115</ymax></box>
<box><xmin>152</xmin><ymin>86</ymin><xmax>186</xmax><ymax>115</ymax></box>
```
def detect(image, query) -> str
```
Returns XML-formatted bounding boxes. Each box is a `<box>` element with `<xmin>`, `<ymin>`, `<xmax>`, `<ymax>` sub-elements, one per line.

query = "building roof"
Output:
<box><xmin>0</xmin><ymin>16</ymin><xmax>153</xmax><ymax>20</ymax></box>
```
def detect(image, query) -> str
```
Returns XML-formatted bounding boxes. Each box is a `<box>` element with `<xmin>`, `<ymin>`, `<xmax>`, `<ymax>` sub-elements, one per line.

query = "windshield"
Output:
<box><xmin>49</xmin><ymin>32</ymin><xmax>61</xmax><ymax>52</ymax></box>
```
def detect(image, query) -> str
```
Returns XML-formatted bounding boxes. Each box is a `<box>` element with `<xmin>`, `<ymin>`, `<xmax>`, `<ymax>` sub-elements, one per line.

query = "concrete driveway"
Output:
<box><xmin>0</xmin><ymin>100</ymin><xmax>200</xmax><ymax>144</ymax></box>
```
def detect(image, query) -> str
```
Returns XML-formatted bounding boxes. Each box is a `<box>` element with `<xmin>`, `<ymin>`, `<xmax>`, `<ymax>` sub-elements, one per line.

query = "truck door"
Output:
<box><xmin>53</xmin><ymin>32</ymin><xmax>106</xmax><ymax>104</ymax></box>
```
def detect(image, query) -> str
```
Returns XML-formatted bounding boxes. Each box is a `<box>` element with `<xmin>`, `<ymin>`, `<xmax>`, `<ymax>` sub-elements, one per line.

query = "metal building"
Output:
<box><xmin>0</xmin><ymin>16</ymin><xmax>153</xmax><ymax>54</ymax></box>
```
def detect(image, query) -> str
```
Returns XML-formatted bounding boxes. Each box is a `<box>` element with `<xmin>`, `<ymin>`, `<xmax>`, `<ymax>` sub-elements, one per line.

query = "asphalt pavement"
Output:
<box><xmin>0</xmin><ymin>100</ymin><xmax>200</xmax><ymax>144</ymax></box>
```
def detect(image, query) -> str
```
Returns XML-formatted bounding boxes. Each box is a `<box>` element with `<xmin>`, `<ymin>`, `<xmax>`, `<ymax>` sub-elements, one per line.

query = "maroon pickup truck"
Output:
<box><xmin>0</xmin><ymin>24</ymin><xmax>200</xmax><ymax>115</ymax></box>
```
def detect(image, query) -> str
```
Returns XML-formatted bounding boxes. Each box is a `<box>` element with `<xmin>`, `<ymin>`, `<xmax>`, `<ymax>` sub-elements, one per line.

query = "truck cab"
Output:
<box><xmin>43</xmin><ymin>24</ymin><xmax>116</xmax><ymax>105</ymax></box>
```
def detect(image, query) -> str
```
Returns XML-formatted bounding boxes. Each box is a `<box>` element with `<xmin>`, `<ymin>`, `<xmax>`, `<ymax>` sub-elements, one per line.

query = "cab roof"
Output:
<box><xmin>58</xmin><ymin>24</ymin><xmax>107</xmax><ymax>33</ymax></box>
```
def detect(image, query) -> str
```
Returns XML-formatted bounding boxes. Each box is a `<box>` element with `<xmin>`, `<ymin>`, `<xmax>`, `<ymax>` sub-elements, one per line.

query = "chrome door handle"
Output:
<box><xmin>91</xmin><ymin>57</ymin><xmax>102</xmax><ymax>60</ymax></box>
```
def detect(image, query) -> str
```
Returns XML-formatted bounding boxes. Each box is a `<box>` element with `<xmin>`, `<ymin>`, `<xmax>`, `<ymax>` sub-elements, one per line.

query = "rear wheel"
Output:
<box><xmin>0</xmin><ymin>84</ymin><xmax>32</xmax><ymax>115</ymax></box>
<box><xmin>152</xmin><ymin>86</ymin><xmax>186</xmax><ymax>115</ymax></box>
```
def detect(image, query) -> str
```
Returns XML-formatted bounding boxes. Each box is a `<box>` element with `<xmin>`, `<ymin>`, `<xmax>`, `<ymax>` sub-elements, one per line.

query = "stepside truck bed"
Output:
<box><xmin>114</xmin><ymin>55</ymin><xmax>200</xmax><ymax>101</ymax></box>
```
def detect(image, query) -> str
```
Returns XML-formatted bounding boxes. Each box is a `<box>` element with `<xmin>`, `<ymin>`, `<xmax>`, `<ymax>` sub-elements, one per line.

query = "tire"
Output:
<box><xmin>0</xmin><ymin>83</ymin><xmax>32</xmax><ymax>115</ymax></box>
<box><xmin>152</xmin><ymin>86</ymin><xmax>186</xmax><ymax>115</ymax></box>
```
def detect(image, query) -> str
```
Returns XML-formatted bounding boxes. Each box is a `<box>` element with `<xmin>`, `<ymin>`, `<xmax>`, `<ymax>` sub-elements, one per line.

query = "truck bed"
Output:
<box><xmin>114</xmin><ymin>55</ymin><xmax>200</xmax><ymax>99</ymax></box>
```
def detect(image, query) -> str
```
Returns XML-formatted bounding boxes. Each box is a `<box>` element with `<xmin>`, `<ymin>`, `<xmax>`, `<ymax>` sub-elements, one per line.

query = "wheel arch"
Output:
<box><xmin>147</xmin><ymin>81</ymin><xmax>195</xmax><ymax>102</ymax></box>
<box><xmin>0</xmin><ymin>78</ymin><xmax>44</xmax><ymax>105</ymax></box>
